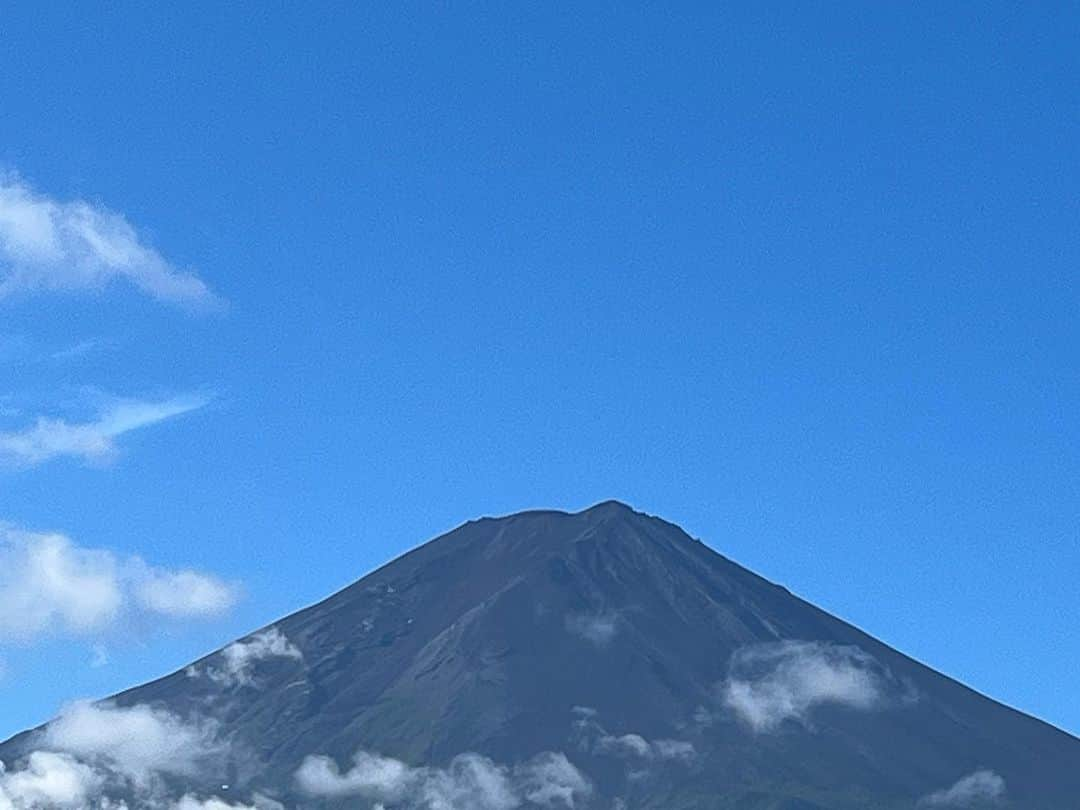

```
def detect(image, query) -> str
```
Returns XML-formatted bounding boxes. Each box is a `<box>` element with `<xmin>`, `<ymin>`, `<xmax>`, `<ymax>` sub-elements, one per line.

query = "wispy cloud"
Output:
<box><xmin>570</xmin><ymin>707</ymin><xmax>696</xmax><ymax>766</ymax></box>
<box><xmin>721</xmin><ymin>640</ymin><xmax>903</xmax><ymax>732</ymax></box>
<box><xmin>175</xmin><ymin>796</ymin><xmax>278</xmax><ymax>810</ymax></box>
<box><xmin>919</xmin><ymin>770</ymin><xmax>1007</xmax><ymax>807</ymax></box>
<box><xmin>0</xmin><ymin>174</ymin><xmax>221</xmax><ymax>309</ymax></box>
<box><xmin>595</xmin><ymin>734</ymin><xmax>695</xmax><ymax>763</ymax></box>
<box><xmin>296</xmin><ymin>748</ymin><xmax>592</xmax><ymax>809</ymax></box>
<box><xmin>564</xmin><ymin>612</ymin><xmax>619</xmax><ymax>647</ymax></box>
<box><xmin>49</xmin><ymin>338</ymin><xmax>111</xmax><ymax>362</ymax></box>
<box><xmin>89</xmin><ymin>644</ymin><xmax>109</xmax><ymax>670</ymax></box>
<box><xmin>135</xmin><ymin>568</ymin><xmax>239</xmax><ymax>619</ymax></box>
<box><xmin>0</xmin><ymin>393</ymin><xmax>211</xmax><ymax>467</ymax></box>
<box><xmin>0</xmin><ymin>524</ymin><xmax>239</xmax><ymax>643</ymax></box>
<box><xmin>0</xmin><ymin>334</ymin><xmax>114</xmax><ymax>366</ymax></box>
<box><xmin>187</xmin><ymin>628</ymin><xmax>303</xmax><ymax>688</ymax></box>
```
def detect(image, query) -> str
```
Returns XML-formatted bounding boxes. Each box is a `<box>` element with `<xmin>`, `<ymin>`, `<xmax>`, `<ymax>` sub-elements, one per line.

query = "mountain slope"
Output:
<box><xmin>2</xmin><ymin>501</ymin><xmax>1078</xmax><ymax>809</ymax></box>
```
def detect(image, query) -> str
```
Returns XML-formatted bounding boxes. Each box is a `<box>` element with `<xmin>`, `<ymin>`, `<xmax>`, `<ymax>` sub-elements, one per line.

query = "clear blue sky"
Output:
<box><xmin>0</xmin><ymin>2</ymin><xmax>1077</xmax><ymax>741</ymax></box>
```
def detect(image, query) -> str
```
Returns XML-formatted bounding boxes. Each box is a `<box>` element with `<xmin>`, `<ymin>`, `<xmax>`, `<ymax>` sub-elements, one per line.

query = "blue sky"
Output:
<box><xmin>0</xmin><ymin>2</ymin><xmax>1077</xmax><ymax>742</ymax></box>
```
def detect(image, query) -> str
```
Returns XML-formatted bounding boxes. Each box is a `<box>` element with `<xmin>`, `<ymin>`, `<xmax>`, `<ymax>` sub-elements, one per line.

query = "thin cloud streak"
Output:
<box><xmin>0</xmin><ymin>393</ymin><xmax>211</xmax><ymax>467</ymax></box>
<box><xmin>0</xmin><ymin>174</ymin><xmax>221</xmax><ymax>309</ymax></box>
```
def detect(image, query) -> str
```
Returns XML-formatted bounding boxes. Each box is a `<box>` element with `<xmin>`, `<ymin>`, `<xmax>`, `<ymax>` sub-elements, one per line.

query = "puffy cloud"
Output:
<box><xmin>564</xmin><ymin>614</ymin><xmax>618</xmax><ymax>647</ymax></box>
<box><xmin>135</xmin><ymin>569</ymin><xmax>238</xmax><ymax>619</ymax></box>
<box><xmin>418</xmin><ymin>754</ymin><xmax>519</xmax><ymax>810</ymax></box>
<box><xmin>189</xmin><ymin>628</ymin><xmax>303</xmax><ymax>687</ymax></box>
<box><xmin>40</xmin><ymin>702</ymin><xmax>219</xmax><ymax>788</ymax></box>
<box><xmin>515</xmin><ymin>754</ymin><xmax>591</xmax><ymax>808</ymax></box>
<box><xmin>647</xmin><ymin>740</ymin><xmax>696</xmax><ymax>762</ymax></box>
<box><xmin>0</xmin><ymin>750</ymin><xmax>103</xmax><ymax>808</ymax></box>
<box><xmin>0</xmin><ymin>703</ymin><xmax>284</xmax><ymax>809</ymax></box>
<box><xmin>297</xmin><ymin>748</ymin><xmax>592</xmax><ymax>809</ymax></box>
<box><xmin>572</xmin><ymin>709</ymin><xmax>696</xmax><ymax>764</ymax></box>
<box><xmin>594</xmin><ymin>735</ymin><xmax>694</xmax><ymax>762</ymax></box>
<box><xmin>595</xmin><ymin>735</ymin><xmax>651</xmax><ymax>759</ymax></box>
<box><xmin>173</xmin><ymin>798</ymin><xmax>286</xmax><ymax>810</ymax></box>
<box><xmin>721</xmin><ymin>641</ymin><xmax>897</xmax><ymax>732</ymax></box>
<box><xmin>297</xmin><ymin>750</ymin><xmax>411</xmax><ymax>802</ymax></box>
<box><xmin>0</xmin><ymin>394</ymin><xmax>211</xmax><ymax>467</ymax></box>
<box><xmin>0</xmin><ymin>702</ymin><xmax>264</xmax><ymax>808</ymax></box>
<box><xmin>0</xmin><ymin>175</ymin><xmax>220</xmax><ymax>308</ymax></box>
<box><xmin>920</xmin><ymin>770</ymin><xmax>1007</xmax><ymax>807</ymax></box>
<box><xmin>0</xmin><ymin>528</ymin><xmax>122</xmax><ymax>639</ymax></box>
<box><xmin>0</xmin><ymin>525</ymin><xmax>238</xmax><ymax>642</ymax></box>
<box><xmin>172</xmin><ymin>797</ymin><xmax>259</xmax><ymax>810</ymax></box>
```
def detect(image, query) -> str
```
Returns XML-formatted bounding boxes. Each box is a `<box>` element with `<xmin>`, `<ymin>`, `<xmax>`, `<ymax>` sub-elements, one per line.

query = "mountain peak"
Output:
<box><xmin>3</xmin><ymin>504</ymin><xmax>1079</xmax><ymax>810</ymax></box>
<box><xmin>578</xmin><ymin>499</ymin><xmax>637</xmax><ymax>515</ymax></box>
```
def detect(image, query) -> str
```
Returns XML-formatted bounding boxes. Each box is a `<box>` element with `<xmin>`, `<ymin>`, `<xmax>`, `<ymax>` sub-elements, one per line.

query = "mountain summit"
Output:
<box><xmin>2</xmin><ymin>502</ymin><xmax>1078</xmax><ymax>809</ymax></box>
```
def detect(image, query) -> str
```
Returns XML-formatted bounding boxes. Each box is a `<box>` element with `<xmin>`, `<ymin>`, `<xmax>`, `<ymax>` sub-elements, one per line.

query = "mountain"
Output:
<box><xmin>2</xmin><ymin>501</ymin><xmax>1078</xmax><ymax>809</ymax></box>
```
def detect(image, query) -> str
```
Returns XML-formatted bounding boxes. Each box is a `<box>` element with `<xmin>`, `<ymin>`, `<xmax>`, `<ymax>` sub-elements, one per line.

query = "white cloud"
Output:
<box><xmin>41</xmin><ymin>702</ymin><xmax>218</xmax><ymax>788</ymax></box>
<box><xmin>297</xmin><ymin>748</ymin><xmax>592</xmax><ymax>809</ymax></box>
<box><xmin>135</xmin><ymin>569</ymin><xmax>238</xmax><ymax>619</ymax></box>
<box><xmin>419</xmin><ymin>754</ymin><xmax>520</xmax><ymax>810</ymax></box>
<box><xmin>596</xmin><ymin>734</ymin><xmax>696</xmax><ymax>763</ymax></box>
<box><xmin>595</xmin><ymin>734</ymin><xmax>652</xmax><ymax>759</ymax></box>
<box><xmin>50</xmin><ymin>338</ymin><xmax>112</xmax><ymax>363</ymax></box>
<box><xmin>0</xmin><ymin>702</ymin><xmax>275</xmax><ymax>810</ymax></box>
<box><xmin>0</xmin><ymin>334</ymin><xmax>110</xmax><ymax>366</ymax></box>
<box><xmin>920</xmin><ymin>770</ymin><xmax>1007</xmax><ymax>807</ymax></box>
<box><xmin>0</xmin><ymin>524</ymin><xmax>238</xmax><ymax>642</ymax></box>
<box><xmin>0</xmin><ymin>750</ymin><xmax>103</xmax><ymax>808</ymax></box>
<box><xmin>647</xmin><ymin>739</ymin><xmax>696</xmax><ymax>762</ymax></box>
<box><xmin>90</xmin><ymin>644</ymin><xmax>110</xmax><ymax>669</ymax></box>
<box><xmin>0</xmin><ymin>393</ymin><xmax>211</xmax><ymax>467</ymax></box>
<box><xmin>514</xmin><ymin>753</ymin><xmax>591</xmax><ymax>809</ymax></box>
<box><xmin>172</xmin><ymin>796</ymin><xmax>258</xmax><ymax>810</ymax></box>
<box><xmin>297</xmin><ymin>750</ymin><xmax>411</xmax><ymax>801</ymax></box>
<box><xmin>721</xmin><ymin>641</ymin><xmax>895</xmax><ymax>733</ymax></box>
<box><xmin>189</xmin><ymin>628</ymin><xmax>303</xmax><ymax>687</ymax></box>
<box><xmin>571</xmin><ymin>709</ymin><xmax>696</xmax><ymax>764</ymax></box>
<box><xmin>0</xmin><ymin>175</ymin><xmax>220</xmax><ymax>309</ymax></box>
<box><xmin>0</xmin><ymin>528</ymin><xmax>122</xmax><ymax>640</ymax></box>
<box><xmin>564</xmin><ymin>613</ymin><xmax>618</xmax><ymax>647</ymax></box>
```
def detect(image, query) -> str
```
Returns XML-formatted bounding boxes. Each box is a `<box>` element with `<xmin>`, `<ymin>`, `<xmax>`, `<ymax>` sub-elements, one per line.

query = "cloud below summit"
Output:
<box><xmin>297</xmin><ymin>749</ymin><xmax>591</xmax><ymax>810</ymax></box>
<box><xmin>0</xmin><ymin>701</ymin><xmax>257</xmax><ymax>809</ymax></box>
<box><xmin>919</xmin><ymin>770</ymin><xmax>1007</xmax><ymax>807</ymax></box>
<box><xmin>721</xmin><ymin>641</ymin><xmax>899</xmax><ymax>732</ymax></box>
<box><xmin>187</xmin><ymin>628</ymin><xmax>303</xmax><ymax>687</ymax></box>
<box><xmin>0</xmin><ymin>174</ymin><xmax>220</xmax><ymax>309</ymax></box>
